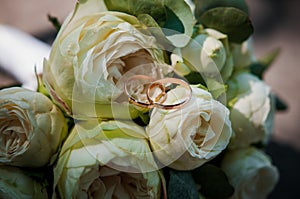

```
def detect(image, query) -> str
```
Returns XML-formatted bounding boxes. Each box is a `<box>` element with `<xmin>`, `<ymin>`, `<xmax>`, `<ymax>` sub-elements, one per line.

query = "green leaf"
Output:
<box><xmin>163</xmin><ymin>6</ymin><xmax>184</xmax><ymax>35</ymax></box>
<box><xmin>22</xmin><ymin>166</ymin><xmax>53</xmax><ymax>197</ymax></box>
<box><xmin>184</xmin><ymin>71</ymin><xmax>206</xmax><ymax>85</ymax></box>
<box><xmin>193</xmin><ymin>0</ymin><xmax>249</xmax><ymax>20</ymax></box>
<box><xmin>132</xmin><ymin>111</ymin><xmax>150</xmax><ymax>126</ymax></box>
<box><xmin>200</xmin><ymin>7</ymin><xmax>254</xmax><ymax>43</ymax></box>
<box><xmin>104</xmin><ymin>0</ymin><xmax>195</xmax><ymax>47</ymax></box>
<box><xmin>249</xmin><ymin>62</ymin><xmax>265</xmax><ymax>79</ymax></box>
<box><xmin>259</xmin><ymin>48</ymin><xmax>281</xmax><ymax>68</ymax></box>
<box><xmin>168</xmin><ymin>169</ymin><xmax>199</xmax><ymax>199</ymax></box>
<box><xmin>104</xmin><ymin>0</ymin><xmax>164</xmax><ymax>20</ymax></box>
<box><xmin>274</xmin><ymin>95</ymin><xmax>288</xmax><ymax>111</ymax></box>
<box><xmin>184</xmin><ymin>73</ymin><xmax>227</xmax><ymax>100</ymax></box>
<box><xmin>250</xmin><ymin>48</ymin><xmax>281</xmax><ymax>79</ymax></box>
<box><xmin>251</xmin><ymin>141</ymin><xmax>266</xmax><ymax>149</ymax></box>
<box><xmin>35</xmin><ymin>67</ymin><xmax>50</xmax><ymax>96</ymax></box>
<box><xmin>137</xmin><ymin>14</ymin><xmax>172</xmax><ymax>48</ymax></box>
<box><xmin>192</xmin><ymin>164</ymin><xmax>234</xmax><ymax>199</ymax></box>
<box><xmin>47</xmin><ymin>14</ymin><xmax>61</xmax><ymax>32</ymax></box>
<box><xmin>206</xmin><ymin>78</ymin><xmax>227</xmax><ymax>100</ymax></box>
<box><xmin>163</xmin><ymin>0</ymin><xmax>195</xmax><ymax>47</ymax></box>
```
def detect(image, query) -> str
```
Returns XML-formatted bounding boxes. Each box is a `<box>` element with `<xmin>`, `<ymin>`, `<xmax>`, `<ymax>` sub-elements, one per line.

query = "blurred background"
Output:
<box><xmin>0</xmin><ymin>0</ymin><xmax>299</xmax><ymax>198</ymax></box>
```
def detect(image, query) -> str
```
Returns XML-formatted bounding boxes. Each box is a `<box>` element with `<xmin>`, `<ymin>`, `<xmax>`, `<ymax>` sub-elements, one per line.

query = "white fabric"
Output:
<box><xmin>0</xmin><ymin>25</ymin><xmax>50</xmax><ymax>90</ymax></box>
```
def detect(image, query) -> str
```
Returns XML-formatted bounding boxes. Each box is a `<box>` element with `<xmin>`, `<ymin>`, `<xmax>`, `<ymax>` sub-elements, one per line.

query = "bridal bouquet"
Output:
<box><xmin>0</xmin><ymin>0</ymin><xmax>284</xmax><ymax>198</ymax></box>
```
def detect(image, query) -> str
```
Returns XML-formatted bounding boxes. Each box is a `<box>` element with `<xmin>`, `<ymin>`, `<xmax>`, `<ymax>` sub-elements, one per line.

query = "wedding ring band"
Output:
<box><xmin>124</xmin><ymin>75</ymin><xmax>192</xmax><ymax>110</ymax></box>
<box><xmin>147</xmin><ymin>78</ymin><xmax>192</xmax><ymax>110</ymax></box>
<box><xmin>124</xmin><ymin>75</ymin><xmax>166</xmax><ymax>109</ymax></box>
<box><xmin>147</xmin><ymin>82</ymin><xmax>166</xmax><ymax>104</ymax></box>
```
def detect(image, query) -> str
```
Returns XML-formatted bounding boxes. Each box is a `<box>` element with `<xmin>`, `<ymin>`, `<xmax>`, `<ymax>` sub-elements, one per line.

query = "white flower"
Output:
<box><xmin>0</xmin><ymin>87</ymin><xmax>68</xmax><ymax>167</ymax></box>
<box><xmin>43</xmin><ymin>9</ymin><xmax>166</xmax><ymax>119</ymax></box>
<box><xmin>54</xmin><ymin>120</ymin><xmax>163</xmax><ymax>199</ymax></box>
<box><xmin>172</xmin><ymin>28</ymin><xmax>233</xmax><ymax>82</ymax></box>
<box><xmin>221</xmin><ymin>147</ymin><xmax>279</xmax><ymax>199</ymax></box>
<box><xmin>0</xmin><ymin>166</ymin><xmax>48</xmax><ymax>198</ymax></box>
<box><xmin>230</xmin><ymin>38</ymin><xmax>257</xmax><ymax>69</ymax></box>
<box><xmin>227</xmin><ymin>72</ymin><xmax>274</xmax><ymax>148</ymax></box>
<box><xmin>147</xmin><ymin>86</ymin><xmax>232</xmax><ymax>170</ymax></box>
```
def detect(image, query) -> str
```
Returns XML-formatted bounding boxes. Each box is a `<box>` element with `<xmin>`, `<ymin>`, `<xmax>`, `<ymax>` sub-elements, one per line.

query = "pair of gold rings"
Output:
<box><xmin>124</xmin><ymin>75</ymin><xmax>192</xmax><ymax>110</ymax></box>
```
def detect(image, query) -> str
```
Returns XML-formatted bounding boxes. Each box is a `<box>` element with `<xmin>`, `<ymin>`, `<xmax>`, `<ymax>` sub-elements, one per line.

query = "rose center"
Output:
<box><xmin>87</xmin><ymin>167</ymin><xmax>150</xmax><ymax>198</ymax></box>
<box><xmin>0</xmin><ymin>104</ymin><xmax>30</xmax><ymax>158</ymax></box>
<box><xmin>107</xmin><ymin>49</ymin><xmax>153</xmax><ymax>84</ymax></box>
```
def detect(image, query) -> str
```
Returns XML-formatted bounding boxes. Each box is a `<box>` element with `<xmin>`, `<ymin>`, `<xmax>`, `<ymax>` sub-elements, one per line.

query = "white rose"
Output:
<box><xmin>221</xmin><ymin>147</ymin><xmax>279</xmax><ymax>199</ymax></box>
<box><xmin>54</xmin><ymin>120</ymin><xmax>163</xmax><ymax>199</ymax></box>
<box><xmin>147</xmin><ymin>86</ymin><xmax>232</xmax><ymax>170</ymax></box>
<box><xmin>172</xmin><ymin>28</ymin><xmax>233</xmax><ymax>82</ymax></box>
<box><xmin>230</xmin><ymin>38</ymin><xmax>257</xmax><ymax>69</ymax></box>
<box><xmin>0</xmin><ymin>87</ymin><xmax>68</xmax><ymax>167</ymax></box>
<box><xmin>227</xmin><ymin>72</ymin><xmax>274</xmax><ymax>148</ymax></box>
<box><xmin>43</xmin><ymin>8</ymin><xmax>167</xmax><ymax>119</ymax></box>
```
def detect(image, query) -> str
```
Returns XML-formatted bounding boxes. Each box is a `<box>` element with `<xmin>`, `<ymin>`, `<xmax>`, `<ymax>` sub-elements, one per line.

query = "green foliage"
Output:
<box><xmin>260</xmin><ymin>48</ymin><xmax>281</xmax><ymax>67</ymax></box>
<box><xmin>47</xmin><ymin>14</ymin><xmax>61</xmax><ymax>32</ymax></box>
<box><xmin>200</xmin><ymin>7</ymin><xmax>254</xmax><ymax>43</ymax></box>
<box><xmin>192</xmin><ymin>164</ymin><xmax>234</xmax><ymax>199</ymax></box>
<box><xmin>206</xmin><ymin>77</ymin><xmax>228</xmax><ymax>100</ymax></box>
<box><xmin>184</xmin><ymin>73</ymin><xmax>227</xmax><ymax>100</ymax></box>
<box><xmin>137</xmin><ymin>14</ymin><xmax>173</xmax><ymax>48</ymax></box>
<box><xmin>274</xmin><ymin>95</ymin><xmax>288</xmax><ymax>111</ymax></box>
<box><xmin>104</xmin><ymin>0</ymin><xmax>194</xmax><ymax>47</ymax></box>
<box><xmin>35</xmin><ymin>67</ymin><xmax>50</xmax><ymax>97</ymax></box>
<box><xmin>250</xmin><ymin>48</ymin><xmax>281</xmax><ymax>79</ymax></box>
<box><xmin>22</xmin><ymin>166</ymin><xmax>53</xmax><ymax>198</ymax></box>
<box><xmin>104</xmin><ymin>0</ymin><xmax>165</xmax><ymax>23</ymax></box>
<box><xmin>163</xmin><ymin>6</ymin><xmax>184</xmax><ymax>35</ymax></box>
<box><xmin>185</xmin><ymin>71</ymin><xmax>206</xmax><ymax>85</ymax></box>
<box><xmin>193</xmin><ymin>0</ymin><xmax>249</xmax><ymax>18</ymax></box>
<box><xmin>167</xmin><ymin>169</ymin><xmax>199</xmax><ymax>199</ymax></box>
<box><xmin>249</xmin><ymin>62</ymin><xmax>266</xmax><ymax>79</ymax></box>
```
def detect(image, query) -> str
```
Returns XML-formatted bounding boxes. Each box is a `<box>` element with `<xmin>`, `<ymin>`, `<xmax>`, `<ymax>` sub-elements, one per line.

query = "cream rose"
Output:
<box><xmin>54</xmin><ymin>120</ymin><xmax>163</xmax><ymax>199</ymax></box>
<box><xmin>146</xmin><ymin>86</ymin><xmax>232</xmax><ymax>170</ymax></box>
<box><xmin>227</xmin><ymin>72</ymin><xmax>274</xmax><ymax>148</ymax></box>
<box><xmin>0</xmin><ymin>87</ymin><xmax>68</xmax><ymax>167</ymax></box>
<box><xmin>43</xmin><ymin>6</ymin><xmax>166</xmax><ymax>119</ymax></box>
<box><xmin>221</xmin><ymin>147</ymin><xmax>279</xmax><ymax>199</ymax></box>
<box><xmin>230</xmin><ymin>38</ymin><xmax>257</xmax><ymax>69</ymax></box>
<box><xmin>172</xmin><ymin>28</ymin><xmax>233</xmax><ymax>82</ymax></box>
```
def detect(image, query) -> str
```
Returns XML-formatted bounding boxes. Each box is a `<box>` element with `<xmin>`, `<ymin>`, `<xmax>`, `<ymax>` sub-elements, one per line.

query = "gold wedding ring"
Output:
<box><xmin>124</xmin><ymin>75</ymin><xmax>192</xmax><ymax>110</ymax></box>
<box><xmin>147</xmin><ymin>78</ymin><xmax>192</xmax><ymax>110</ymax></box>
<box><xmin>124</xmin><ymin>75</ymin><xmax>166</xmax><ymax>109</ymax></box>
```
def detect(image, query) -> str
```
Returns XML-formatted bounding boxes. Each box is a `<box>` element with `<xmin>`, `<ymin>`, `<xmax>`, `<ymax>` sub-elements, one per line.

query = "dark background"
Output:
<box><xmin>0</xmin><ymin>0</ymin><xmax>300</xmax><ymax>198</ymax></box>
<box><xmin>247</xmin><ymin>1</ymin><xmax>300</xmax><ymax>198</ymax></box>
